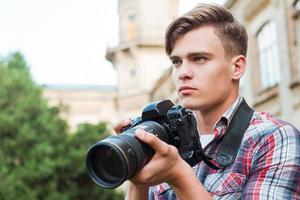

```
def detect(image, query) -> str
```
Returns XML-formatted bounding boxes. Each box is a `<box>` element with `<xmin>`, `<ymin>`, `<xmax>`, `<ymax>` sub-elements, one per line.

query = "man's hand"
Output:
<box><xmin>113</xmin><ymin>118</ymin><xmax>131</xmax><ymax>134</ymax></box>
<box><xmin>132</xmin><ymin>129</ymin><xmax>188</xmax><ymax>187</ymax></box>
<box><xmin>131</xmin><ymin>129</ymin><xmax>211</xmax><ymax>199</ymax></box>
<box><xmin>113</xmin><ymin>120</ymin><xmax>211</xmax><ymax>200</ymax></box>
<box><xmin>114</xmin><ymin>120</ymin><xmax>186</xmax><ymax>186</ymax></box>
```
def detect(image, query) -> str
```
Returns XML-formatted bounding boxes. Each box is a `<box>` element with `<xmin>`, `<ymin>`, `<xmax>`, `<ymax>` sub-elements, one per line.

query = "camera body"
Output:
<box><xmin>86</xmin><ymin>99</ymin><xmax>203</xmax><ymax>189</ymax></box>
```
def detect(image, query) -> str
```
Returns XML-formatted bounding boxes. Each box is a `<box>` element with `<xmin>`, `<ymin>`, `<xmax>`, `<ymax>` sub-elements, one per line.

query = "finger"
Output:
<box><xmin>113</xmin><ymin>118</ymin><xmax>131</xmax><ymax>134</ymax></box>
<box><xmin>135</xmin><ymin>129</ymin><xmax>169</xmax><ymax>154</ymax></box>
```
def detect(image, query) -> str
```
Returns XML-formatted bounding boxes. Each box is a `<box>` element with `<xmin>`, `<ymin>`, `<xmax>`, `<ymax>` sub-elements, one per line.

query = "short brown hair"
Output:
<box><xmin>165</xmin><ymin>3</ymin><xmax>248</xmax><ymax>59</ymax></box>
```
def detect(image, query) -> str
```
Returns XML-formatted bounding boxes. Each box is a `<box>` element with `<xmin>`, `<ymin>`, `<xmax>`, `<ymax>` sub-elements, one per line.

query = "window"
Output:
<box><xmin>256</xmin><ymin>21</ymin><xmax>281</xmax><ymax>89</ymax></box>
<box><xmin>127</xmin><ymin>13</ymin><xmax>137</xmax><ymax>40</ymax></box>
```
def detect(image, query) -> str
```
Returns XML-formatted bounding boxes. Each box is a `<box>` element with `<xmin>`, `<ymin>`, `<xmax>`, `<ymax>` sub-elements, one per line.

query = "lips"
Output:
<box><xmin>178</xmin><ymin>86</ymin><xmax>196</xmax><ymax>93</ymax></box>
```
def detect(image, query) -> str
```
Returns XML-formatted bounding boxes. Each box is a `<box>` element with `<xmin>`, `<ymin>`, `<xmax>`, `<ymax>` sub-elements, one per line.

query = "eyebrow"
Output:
<box><xmin>169</xmin><ymin>51</ymin><xmax>213</xmax><ymax>60</ymax></box>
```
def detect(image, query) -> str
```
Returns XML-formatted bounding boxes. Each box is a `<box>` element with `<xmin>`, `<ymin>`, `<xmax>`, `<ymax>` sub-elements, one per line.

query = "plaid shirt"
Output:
<box><xmin>149</xmin><ymin>97</ymin><xmax>300</xmax><ymax>199</ymax></box>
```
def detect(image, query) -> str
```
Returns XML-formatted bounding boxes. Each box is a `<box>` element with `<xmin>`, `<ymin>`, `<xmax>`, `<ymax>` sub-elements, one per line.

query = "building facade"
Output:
<box><xmin>106</xmin><ymin>0</ymin><xmax>179</xmax><ymax>120</ymax></box>
<box><xmin>42</xmin><ymin>0</ymin><xmax>179</xmax><ymax>130</ymax></box>
<box><xmin>43</xmin><ymin>85</ymin><xmax>117</xmax><ymax>131</ymax></box>
<box><xmin>225</xmin><ymin>0</ymin><xmax>300</xmax><ymax>127</ymax></box>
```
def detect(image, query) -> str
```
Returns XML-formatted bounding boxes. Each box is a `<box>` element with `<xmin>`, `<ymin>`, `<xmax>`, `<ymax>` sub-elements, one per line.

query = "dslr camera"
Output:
<box><xmin>86</xmin><ymin>99</ymin><xmax>204</xmax><ymax>189</ymax></box>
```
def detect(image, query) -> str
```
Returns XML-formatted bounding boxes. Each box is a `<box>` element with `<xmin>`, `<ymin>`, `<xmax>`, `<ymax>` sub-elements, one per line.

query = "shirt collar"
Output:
<box><xmin>214</xmin><ymin>96</ymin><xmax>243</xmax><ymax>137</ymax></box>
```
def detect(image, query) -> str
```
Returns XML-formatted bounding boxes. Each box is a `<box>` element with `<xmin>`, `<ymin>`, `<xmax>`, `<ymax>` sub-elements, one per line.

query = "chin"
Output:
<box><xmin>179</xmin><ymin>98</ymin><xmax>199</xmax><ymax>110</ymax></box>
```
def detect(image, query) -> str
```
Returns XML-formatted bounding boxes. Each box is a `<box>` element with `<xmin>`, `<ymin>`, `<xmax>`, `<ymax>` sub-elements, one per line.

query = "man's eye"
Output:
<box><xmin>171</xmin><ymin>60</ymin><xmax>182</xmax><ymax>67</ymax></box>
<box><xmin>193</xmin><ymin>56</ymin><xmax>206</xmax><ymax>63</ymax></box>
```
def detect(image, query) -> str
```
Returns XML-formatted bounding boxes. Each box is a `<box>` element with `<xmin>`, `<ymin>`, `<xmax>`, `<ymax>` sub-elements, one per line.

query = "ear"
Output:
<box><xmin>230</xmin><ymin>55</ymin><xmax>246</xmax><ymax>80</ymax></box>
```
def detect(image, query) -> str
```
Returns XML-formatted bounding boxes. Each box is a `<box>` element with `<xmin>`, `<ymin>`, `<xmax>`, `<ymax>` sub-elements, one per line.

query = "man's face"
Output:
<box><xmin>170</xmin><ymin>25</ymin><xmax>235</xmax><ymax>111</ymax></box>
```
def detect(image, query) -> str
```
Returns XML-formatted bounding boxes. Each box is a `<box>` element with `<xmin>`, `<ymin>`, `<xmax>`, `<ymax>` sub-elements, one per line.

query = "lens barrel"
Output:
<box><xmin>86</xmin><ymin>121</ymin><xmax>169</xmax><ymax>189</ymax></box>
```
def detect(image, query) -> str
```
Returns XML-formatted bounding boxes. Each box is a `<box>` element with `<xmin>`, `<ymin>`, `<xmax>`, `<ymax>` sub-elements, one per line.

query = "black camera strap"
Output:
<box><xmin>198</xmin><ymin>98</ymin><xmax>254</xmax><ymax>169</ymax></box>
<box><xmin>214</xmin><ymin>98</ymin><xmax>254</xmax><ymax>168</ymax></box>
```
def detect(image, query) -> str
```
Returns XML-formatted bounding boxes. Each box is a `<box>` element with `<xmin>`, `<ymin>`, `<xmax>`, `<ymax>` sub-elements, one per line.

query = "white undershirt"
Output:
<box><xmin>200</xmin><ymin>135</ymin><xmax>215</xmax><ymax>148</ymax></box>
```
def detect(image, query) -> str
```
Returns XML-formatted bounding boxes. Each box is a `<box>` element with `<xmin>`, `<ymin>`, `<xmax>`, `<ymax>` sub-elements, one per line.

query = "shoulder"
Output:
<box><xmin>243</xmin><ymin>111</ymin><xmax>300</xmax><ymax>161</ymax></box>
<box><xmin>244</xmin><ymin>111</ymin><xmax>300</xmax><ymax>142</ymax></box>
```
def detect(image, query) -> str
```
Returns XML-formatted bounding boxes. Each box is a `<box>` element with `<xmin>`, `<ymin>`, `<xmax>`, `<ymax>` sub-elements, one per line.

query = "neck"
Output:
<box><xmin>195</xmin><ymin>94</ymin><xmax>238</xmax><ymax>135</ymax></box>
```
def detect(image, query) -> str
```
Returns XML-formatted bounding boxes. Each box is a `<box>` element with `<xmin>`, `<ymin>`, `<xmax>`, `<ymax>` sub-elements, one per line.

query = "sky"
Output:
<box><xmin>0</xmin><ymin>0</ymin><xmax>225</xmax><ymax>86</ymax></box>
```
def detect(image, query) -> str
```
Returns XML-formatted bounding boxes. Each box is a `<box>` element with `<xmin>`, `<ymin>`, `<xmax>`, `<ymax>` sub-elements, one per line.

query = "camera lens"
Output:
<box><xmin>86</xmin><ymin>121</ymin><xmax>170</xmax><ymax>189</ymax></box>
<box><xmin>86</xmin><ymin>141</ymin><xmax>128</xmax><ymax>189</ymax></box>
<box><xmin>91</xmin><ymin>145</ymin><xmax>124</xmax><ymax>182</ymax></box>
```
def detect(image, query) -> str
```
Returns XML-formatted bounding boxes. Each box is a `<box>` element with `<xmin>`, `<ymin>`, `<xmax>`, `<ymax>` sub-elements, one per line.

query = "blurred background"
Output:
<box><xmin>0</xmin><ymin>0</ymin><xmax>300</xmax><ymax>199</ymax></box>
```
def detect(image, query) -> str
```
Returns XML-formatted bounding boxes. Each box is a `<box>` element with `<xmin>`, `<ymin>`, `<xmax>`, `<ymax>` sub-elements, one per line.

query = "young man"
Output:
<box><xmin>115</xmin><ymin>3</ymin><xmax>300</xmax><ymax>199</ymax></box>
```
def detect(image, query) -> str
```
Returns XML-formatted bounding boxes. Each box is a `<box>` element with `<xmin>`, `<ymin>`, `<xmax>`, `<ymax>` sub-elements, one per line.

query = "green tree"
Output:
<box><xmin>0</xmin><ymin>52</ymin><xmax>124</xmax><ymax>200</ymax></box>
<box><xmin>60</xmin><ymin>123</ymin><xmax>124</xmax><ymax>200</ymax></box>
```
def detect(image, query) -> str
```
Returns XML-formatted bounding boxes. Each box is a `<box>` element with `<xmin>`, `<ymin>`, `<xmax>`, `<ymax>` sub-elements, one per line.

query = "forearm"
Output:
<box><xmin>125</xmin><ymin>182</ymin><xmax>149</xmax><ymax>200</ymax></box>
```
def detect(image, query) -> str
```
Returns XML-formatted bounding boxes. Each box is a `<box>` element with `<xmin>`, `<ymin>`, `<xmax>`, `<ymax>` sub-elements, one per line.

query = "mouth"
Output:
<box><xmin>178</xmin><ymin>86</ymin><xmax>197</xmax><ymax>94</ymax></box>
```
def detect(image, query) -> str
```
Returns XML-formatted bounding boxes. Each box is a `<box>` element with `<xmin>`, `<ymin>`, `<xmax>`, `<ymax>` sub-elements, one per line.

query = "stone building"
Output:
<box><xmin>225</xmin><ymin>0</ymin><xmax>300</xmax><ymax>128</ymax></box>
<box><xmin>106</xmin><ymin>0</ymin><xmax>179</xmax><ymax>120</ymax></box>
<box><xmin>43</xmin><ymin>85</ymin><xmax>117</xmax><ymax>131</ymax></box>
<box><xmin>43</xmin><ymin>0</ymin><xmax>179</xmax><ymax>130</ymax></box>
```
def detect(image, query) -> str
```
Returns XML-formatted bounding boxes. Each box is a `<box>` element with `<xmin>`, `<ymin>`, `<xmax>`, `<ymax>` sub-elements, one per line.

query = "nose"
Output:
<box><xmin>178</xmin><ymin>62</ymin><xmax>193</xmax><ymax>80</ymax></box>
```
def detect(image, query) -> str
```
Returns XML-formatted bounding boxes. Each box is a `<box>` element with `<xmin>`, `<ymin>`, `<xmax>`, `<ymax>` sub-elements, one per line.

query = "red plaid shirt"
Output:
<box><xmin>149</xmin><ymin>97</ymin><xmax>300</xmax><ymax>199</ymax></box>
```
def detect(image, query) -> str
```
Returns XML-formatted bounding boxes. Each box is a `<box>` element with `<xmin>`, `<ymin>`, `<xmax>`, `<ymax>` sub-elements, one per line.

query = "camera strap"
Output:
<box><xmin>214</xmin><ymin>98</ymin><xmax>254</xmax><ymax>168</ymax></box>
<box><xmin>198</xmin><ymin>98</ymin><xmax>254</xmax><ymax>169</ymax></box>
